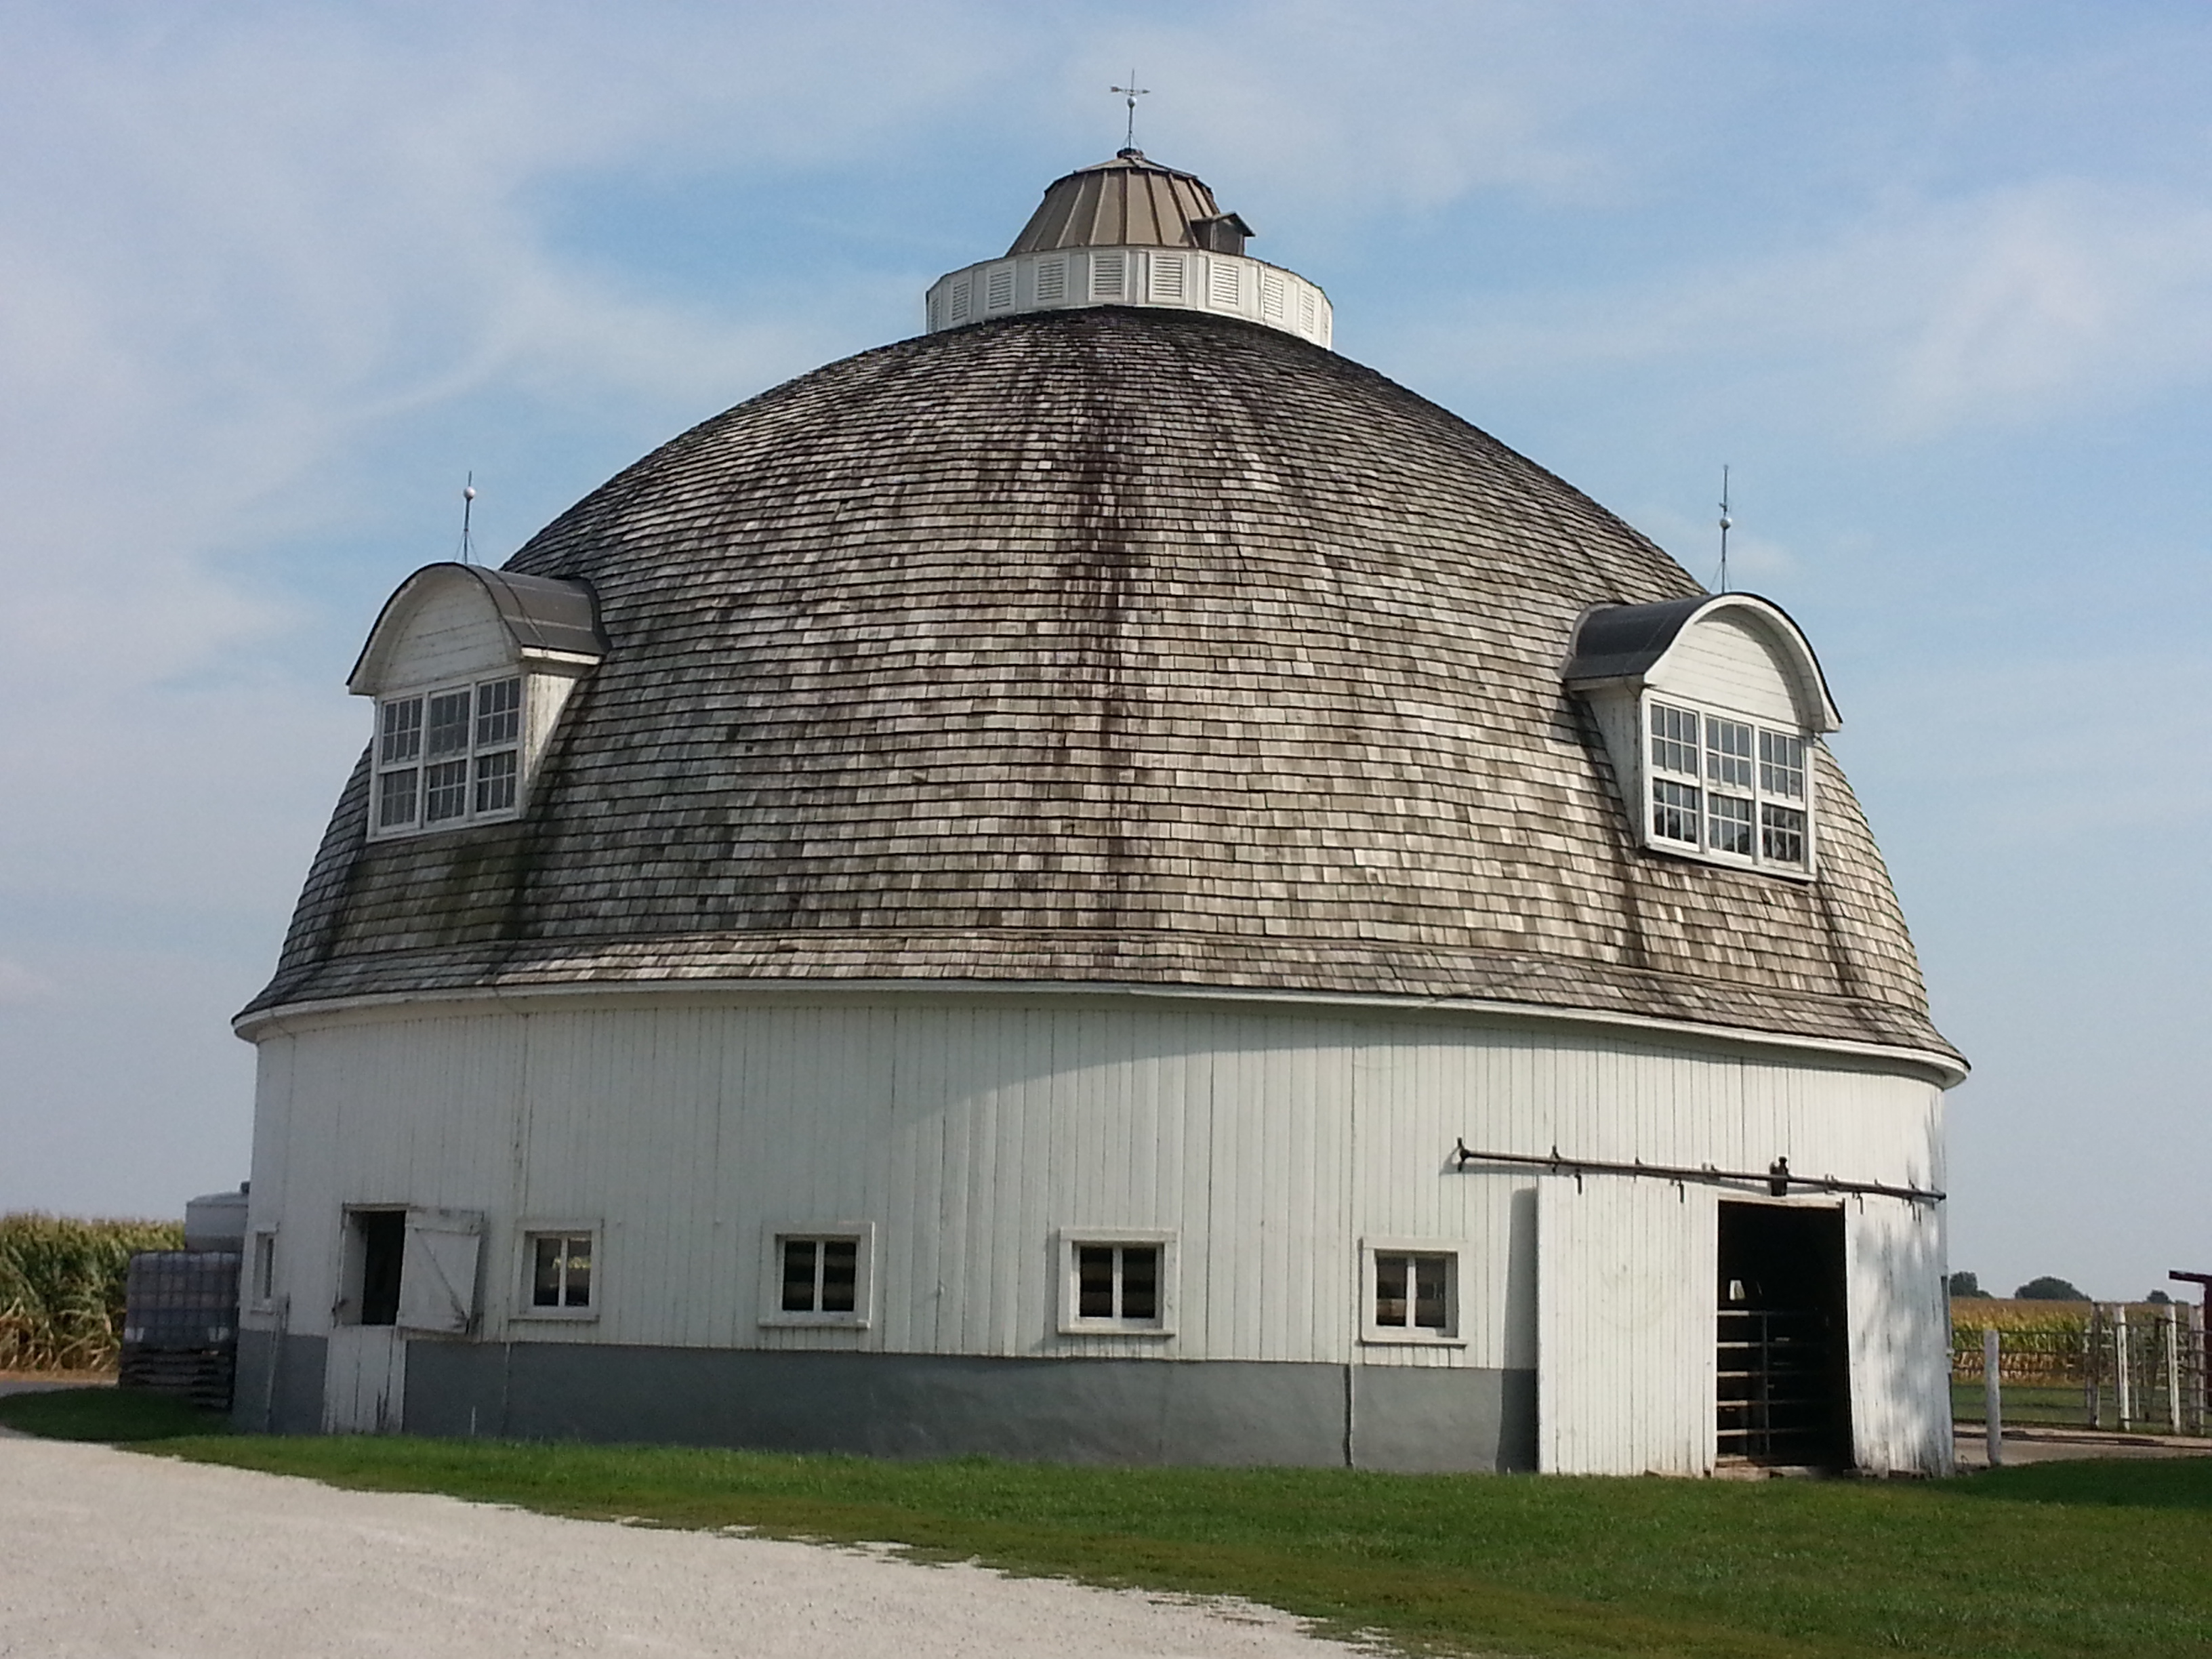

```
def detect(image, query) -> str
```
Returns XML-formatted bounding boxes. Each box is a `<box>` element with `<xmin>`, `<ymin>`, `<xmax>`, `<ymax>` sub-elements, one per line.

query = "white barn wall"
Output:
<box><xmin>242</xmin><ymin>989</ymin><xmax>1946</xmax><ymax>1468</ymax></box>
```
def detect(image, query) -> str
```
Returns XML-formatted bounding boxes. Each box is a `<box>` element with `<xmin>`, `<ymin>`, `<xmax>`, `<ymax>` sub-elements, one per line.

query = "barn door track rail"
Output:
<box><xmin>1450</xmin><ymin>1140</ymin><xmax>1944</xmax><ymax>1206</ymax></box>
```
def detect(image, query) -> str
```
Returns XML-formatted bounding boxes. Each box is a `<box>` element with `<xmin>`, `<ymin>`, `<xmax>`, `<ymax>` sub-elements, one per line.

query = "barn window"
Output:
<box><xmin>249</xmin><ymin>1230</ymin><xmax>278</xmax><ymax>1311</ymax></box>
<box><xmin>759</xmin><ymin>1223</ymin><xmax>875</xmax><ymax>1328</ymax></box>
<box><xmin>373</xmin><ymin>675</ymin><xmax>525</xmax><ymax>837</ymax></box>
<box><xmin>1057</xmin><ymin>1230</ymin><xmax>1176</xmax><ymax>1335</ymax></box>
<box><xmin>1563</xmin><ymin>596</ymin><xmax>1837</xmax><ymax>882</ymax></box>
<box><xmin>1360</xmin><ymin>1238</ymin><xmax>1466</xmax><ymax>1345</ymax></box>
<box><xmin>1645</xmin><ymin>697</ymin><xmax>1811</xmax><ymax>874</ymax></box>
<box><xmin>517</xmin><ymin>1238</ymin><xmax>588</xmax><ymax>1309</ymax></box>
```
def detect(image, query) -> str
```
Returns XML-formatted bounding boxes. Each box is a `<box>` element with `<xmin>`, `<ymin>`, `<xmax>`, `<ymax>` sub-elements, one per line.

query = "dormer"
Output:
<box><xmin>1564</xmin><ymin>594</ymin><xmax>1839</xmax><ymax>880</ymax></box>
<box><xmin>348</xmin><ymin>563</ymin><xmax>607</xmax><ymax>840</ymax></box>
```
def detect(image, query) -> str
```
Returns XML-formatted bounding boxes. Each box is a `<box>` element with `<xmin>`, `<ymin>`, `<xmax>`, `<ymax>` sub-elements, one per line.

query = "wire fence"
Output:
<box><xmin>1951</xmin><ymin>1302</ymin><xmax>2207</xmax><ymax>1435</ymax></box>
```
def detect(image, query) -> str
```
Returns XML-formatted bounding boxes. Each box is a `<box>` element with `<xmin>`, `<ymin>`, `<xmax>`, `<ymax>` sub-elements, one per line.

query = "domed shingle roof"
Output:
<box><xmin>249</xmin><ymin>307</ymin><xmax>1954</xmax><ymax>1065</ymax></box>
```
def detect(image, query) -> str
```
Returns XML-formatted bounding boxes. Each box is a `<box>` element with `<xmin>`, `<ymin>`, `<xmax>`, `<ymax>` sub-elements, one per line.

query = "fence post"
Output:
<box><xmin>2085</xmin><ymin>1308</ymin><xmax>2100</xmax><ymax>1429</ymax></box>
<box><xmin>1984</xmin><ymin>1327</ymin><xmax>2003</xmax><ymax>1468</ymax></box>
<box><xmin>2116</xmin><ymin>1305</ymin><xmax>2133</xmax><ymax>1431</ymax></box>
<box><xmin>2169</xmin><ymin>1303</ymin><xmax>2185</xmax><ymax>1435</ymax></box>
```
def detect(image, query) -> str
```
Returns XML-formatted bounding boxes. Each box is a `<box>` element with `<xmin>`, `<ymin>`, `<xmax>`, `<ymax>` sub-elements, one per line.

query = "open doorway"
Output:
<box><xmin>345</xmin><ymin>1209</ymin><xmax>407</xmax><ymax>1326</ymax></box>
<box><xmin>1716</xmin><ymin>1202</ymin><xmax>1851</xmax><ymax>1468</ymax></box>
<box><xmin>326</xmin><ymin>1208</ymin><xmax>409</xmax><ymax>1433</ymax></box>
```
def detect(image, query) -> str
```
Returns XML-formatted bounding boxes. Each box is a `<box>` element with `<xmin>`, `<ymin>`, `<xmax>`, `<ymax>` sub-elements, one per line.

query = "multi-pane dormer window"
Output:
<box><xmin>1645</xmin><ymin>697</ymin><xmax>1811</xmax><ymax>874</ymax></box>
<box><xmin>372</xmin><ymin>675</ymin><xmax>523</xmax><ymax>836</ymax></box>
<box><xmin>350</xmin><ymin>562</ymin><xmax>605</xmax><ymax>845</ymax></box>
<box><xmin>1564</xmin><ymin>594</ymin><xmax>1839</xmax><ymax>884</ymax></box>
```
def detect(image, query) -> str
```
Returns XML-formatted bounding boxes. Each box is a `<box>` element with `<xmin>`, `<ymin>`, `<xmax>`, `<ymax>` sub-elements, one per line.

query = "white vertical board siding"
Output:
<box><xmin>1847</xmin><ymin>1195</ymin><xmax>1954</xmax><ymax>1475</ymax></box>
<box><xmin>1538</xmin><ymin>1174</ymin><xmax>1717</xmax><ymax>1475</ymax></box>
<box><xmin>253</xmin><ymin>991</ymin><xmax>1946</xmax><ymax>1435</ymax></box>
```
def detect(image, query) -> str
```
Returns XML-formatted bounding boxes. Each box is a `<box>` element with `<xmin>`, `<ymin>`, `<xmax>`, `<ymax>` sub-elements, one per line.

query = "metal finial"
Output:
<box><xmin>459</xmin><ymin>472</ymin><xmax>477</xmax><ymax>566</ymax></box>
<box><xmin>1717</xmin><ymin>464</ymin><xmax>1732</xmax><ymax>594</ymax></box>
<box><xmin>1109</xmin><ymin>71</ymin><xmax>1149</xmax><ymax>151</ymax></box>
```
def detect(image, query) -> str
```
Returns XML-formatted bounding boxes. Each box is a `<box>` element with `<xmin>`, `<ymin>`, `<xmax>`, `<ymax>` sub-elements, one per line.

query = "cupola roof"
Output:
<box><xmin>1008</xmin><ymin>149</ymin><xmax>1254</xmax><ymax>255</ymax></box>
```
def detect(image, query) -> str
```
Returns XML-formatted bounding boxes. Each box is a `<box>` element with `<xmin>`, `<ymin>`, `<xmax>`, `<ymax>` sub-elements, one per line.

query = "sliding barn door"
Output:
<box><xmin>1538</xmin><ymin>1175</ymin><xmax>1717</xmax><ymax>1475</ymax></box>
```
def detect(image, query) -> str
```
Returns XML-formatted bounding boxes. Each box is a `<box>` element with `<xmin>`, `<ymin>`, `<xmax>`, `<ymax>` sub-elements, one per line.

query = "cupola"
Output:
<box><xmin>924</xmin><ymin>150</ymin><xmax>1332</xmax><ymax>346</ymax></box>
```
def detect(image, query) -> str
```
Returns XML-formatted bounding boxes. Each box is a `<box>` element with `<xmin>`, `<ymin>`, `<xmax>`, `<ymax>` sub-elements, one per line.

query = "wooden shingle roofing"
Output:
<box><xmin>245</xmin><ymin>307</ymin><xmax>1957</xmax><ymax>1067</ymax></box>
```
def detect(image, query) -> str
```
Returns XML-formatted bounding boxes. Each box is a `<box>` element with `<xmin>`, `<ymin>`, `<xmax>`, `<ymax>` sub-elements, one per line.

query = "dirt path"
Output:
<box><xmin>0</xmin><ymin>1438</ymin><xmax>1370</xmax><ymax>1658</ymax></box>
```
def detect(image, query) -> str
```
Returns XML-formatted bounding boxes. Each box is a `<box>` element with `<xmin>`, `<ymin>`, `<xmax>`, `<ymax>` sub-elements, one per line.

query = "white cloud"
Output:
<box><xmin>1414</xmin><ymin>178</ymin><xmax>2212</xmax><ymax>443</ymax></box>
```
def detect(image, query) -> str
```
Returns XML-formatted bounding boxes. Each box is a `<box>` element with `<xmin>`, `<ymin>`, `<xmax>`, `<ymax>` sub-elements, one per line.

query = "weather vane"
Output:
<box><xmin>1109</xmin><ymin>70</ymin><xmax>1149</xmax><ymax>150</ymax></box>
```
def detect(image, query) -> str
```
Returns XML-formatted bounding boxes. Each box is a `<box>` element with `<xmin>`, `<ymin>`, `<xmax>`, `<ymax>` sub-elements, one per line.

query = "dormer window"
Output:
<box><xmin>349</xmin><ymin>563</ymin><xmax>607</xmax><ymax>843</ymax></box>
<box><xmin>373</xmin><ymin>676</ymin><xmax>524</xmax><ymax>834</ymax></box>
<box><xmin>1563</xmin><ymin>594</ymin><xmax>1841</xmax><ymax>882</ymax></box>
<box><xmin>1645</xmin><ymin>698</ymin><xmax>1809</xmax><ymax>872</ymax></box>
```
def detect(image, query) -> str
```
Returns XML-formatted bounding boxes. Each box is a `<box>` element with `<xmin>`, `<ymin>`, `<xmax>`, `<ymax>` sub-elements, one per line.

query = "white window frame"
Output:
<box><xmin>758</xmin><ymin>1221</ymin><xmax>876</xmax><ymax>1330</ymax></box>
<box><xmin>1056</xmin><ymin>1229</ymin><xmax>1176</xmax><ymax>1337</ymax></box>
<box><xmin>514</xmin><ymin>1223</ymin><xmax>600</xmax><ymax>1322</ymax></box>
<box><xmin>1641</xmin><ymin>691</ymin><xmax>1816</xmax><ymax>879</ymax></box>
<box><xmin>369</xmin><ymin>672</ymin><xmax>527</xmax><ymax>840</ymax></box>
<box><xmin>1359</xmin><ymin>1237</ymin><xmax>1468</xmax><ymax>1346</ymax></box>
<box><xmin>248</xmin><ymin>1229</ymin><xmax>279</xmax><ymax>1312</ymax></box>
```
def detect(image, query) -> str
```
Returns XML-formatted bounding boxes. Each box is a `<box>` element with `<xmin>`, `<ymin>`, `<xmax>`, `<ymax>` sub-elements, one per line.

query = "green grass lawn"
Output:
<box><xmin>7</xmin><ymin>1389</ymin><xmax>2211</xmax><ymax>1659</ymax></box>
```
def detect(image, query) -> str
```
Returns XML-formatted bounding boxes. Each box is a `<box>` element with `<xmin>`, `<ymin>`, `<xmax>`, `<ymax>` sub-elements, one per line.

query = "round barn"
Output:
<box><xmin>234</xmin><ymin>150</ymin><xmax>1964</xmax><ymax>1475</ymax></box>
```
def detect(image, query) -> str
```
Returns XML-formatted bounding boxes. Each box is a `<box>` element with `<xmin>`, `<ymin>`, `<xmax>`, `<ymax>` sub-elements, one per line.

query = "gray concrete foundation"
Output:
<box><xmin>237</xmin><ymin>1333</ymin><xmax>1536</xmax><ymax>1472</ymax></box>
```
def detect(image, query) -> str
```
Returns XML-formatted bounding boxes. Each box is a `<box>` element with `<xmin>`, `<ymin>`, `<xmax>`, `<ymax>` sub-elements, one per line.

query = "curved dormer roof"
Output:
<box><xmin>1008</xmin><ymin>149</ymin><xmax>1254</xmax><ymax>255</ymax></box>
<box><xmin>347</xmin><ymin>562</ymin><xmax>607</xmax><ymax>695</ymax></box>
<box><xmin>1563</xmin><ymin>594</ymin><xmax>1841</xmax><ymax>733</ymax></box>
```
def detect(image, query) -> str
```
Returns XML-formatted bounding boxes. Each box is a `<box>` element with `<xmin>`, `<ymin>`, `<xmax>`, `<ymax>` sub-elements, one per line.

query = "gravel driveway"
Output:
<box><xmin>0</xmin><ymin>1438</ymin><xmax>1370</xmax><ymax>1658</ymax></box>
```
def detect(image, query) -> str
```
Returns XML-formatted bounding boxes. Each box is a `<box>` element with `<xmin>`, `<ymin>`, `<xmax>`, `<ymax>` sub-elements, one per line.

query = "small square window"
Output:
<box><xmin>424</xmin><ymin>758</ymin><xmax>470</xmax><ymax>823</ymax></box>
<box><xmin>377</xmin><ymin>767</ymin><xmax>419</xmax><ymax>830</ymax></box>
<box><xmin>1651</xmin><ymin>777</ymin><xmax>1700</xmax><ymax>844</ymax></box>
<box><xmin>474</xmin><ymin>750</ymin><xmax>518</xmax><ymax>814</ymax></box>
<box><xmin>518</xmin><ymin>1228</ymin><xmax>597</xmax><ymax>1317</ymax></box>
<box><xmin>760</xmin><ymin>1223</ymin><xmax>874</xmax><ymax>1328</ymax></box>
<box><xmin>380</xmin><ymin>697</ymin><xmax>423</xmax><ymax>765</ymax></box>
<box><xmin>1759</xmin><ymin>729</ymin><xmax>1805</xmax><ymax>800</ymax></box>
<box><xmin>476</xmin><ymin>678</ymin><xmax>521</xmax><ymax>747</ymax></box>
<box><xmin>1058</xmin><ymin>1230</ymin><xmax>1175</xmax><ymax>1335</ymax></box>
<box><xmin>1706</xmin><ymin>792</ymin><xmax>1753</xmax><ymax>856</ymax></box>
<box><xmin>1705</xmin><ymin>718</ymin><xmax>1754</xmax><ymax>791</ymax></box>
<box><xmin>1762</xmin><ymin>802</ymin><xmax>1807</xmax><ymax>864</ymax></box>
<box><xmin>1650</xmin><ymin>702</ymin><xmax>1699</xmax><ymax>777</ymax></box>
<box><xmin>426</xmin><ymin>689</ymin><xmax>472</xmax><ymax>758</ymax></box>
<box><xmin>1361</xmin><ymin>1240</ymin><xmax>1465</xmax><ymax>1344</ymax></box>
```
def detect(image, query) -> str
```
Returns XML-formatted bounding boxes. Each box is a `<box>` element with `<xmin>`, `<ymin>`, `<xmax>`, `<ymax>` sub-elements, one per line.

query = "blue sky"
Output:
<box><xmin>3</xmin><ymin>2</ymin><xmax>2207</xmax><ymax>1300</ymax></box>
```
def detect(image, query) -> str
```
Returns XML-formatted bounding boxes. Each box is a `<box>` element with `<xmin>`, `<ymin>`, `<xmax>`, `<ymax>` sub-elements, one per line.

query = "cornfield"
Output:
<box><xmin>0</xmin><ymin>1212</ymin><xmax>184</xmax><ymax>1372</ymax></box>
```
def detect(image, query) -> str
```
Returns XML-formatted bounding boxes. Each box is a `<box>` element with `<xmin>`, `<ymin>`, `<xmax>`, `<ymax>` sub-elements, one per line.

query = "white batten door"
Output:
<box><xmin>396</xmin><ymin>1209</ymin><xmax>484</xmax><ymax>1335</ymax></box>
<box><xmin>1538</xmin><ymin>1175</ymin><xmax>1717</xmax><ymax>1475</ymax></box>
<box><xmin>322</xmin><ymin>1327</ymin><xmax>405</xmax><ymax>1434</ymax></box>
<box><xmin>1845</xmin><ymin>1198</ymin><xmax>1953</xmax><ymax>1475</ymax></box>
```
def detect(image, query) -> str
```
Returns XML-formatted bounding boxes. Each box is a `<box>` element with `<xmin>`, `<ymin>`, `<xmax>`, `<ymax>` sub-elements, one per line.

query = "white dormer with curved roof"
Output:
<box><xmin>1564</xmin><ymin>594</ymin><xmax>1838</xmax><ymax>878</ymax></box>
<box><xmin>348</xmin><ymin>562</ymin><xmax>607</xmax><ymax>840</ymax></box>
<box><xmin>923</xmin><ymin>150</ymin><xmax>1333</xmax><ymax>348</ymax></box>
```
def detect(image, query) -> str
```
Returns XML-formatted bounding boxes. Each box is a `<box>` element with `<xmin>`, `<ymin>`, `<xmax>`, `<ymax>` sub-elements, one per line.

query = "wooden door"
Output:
<box><xmin>1537</xmin><ymin>1174</ymin><xmax>1717</xmax><ymax>1475</ymax></box>
<box><xmin>321</xmin><ymin>1326</ymin><xmax>406</xmax><ymax>1433</ymax></box>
